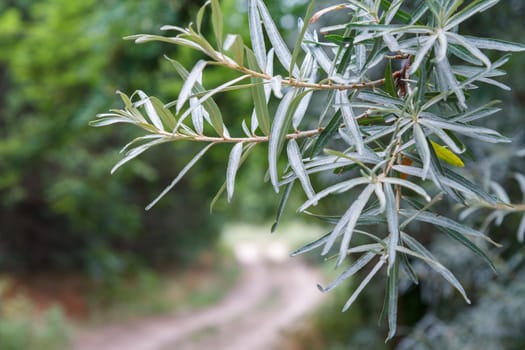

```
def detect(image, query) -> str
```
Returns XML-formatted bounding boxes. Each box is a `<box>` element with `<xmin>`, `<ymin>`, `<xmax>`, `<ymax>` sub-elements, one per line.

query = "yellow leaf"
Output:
<box><xmin>430</xmin><ymin>140</ymin><xmax>464</xmax><ymax>167</ymax></box>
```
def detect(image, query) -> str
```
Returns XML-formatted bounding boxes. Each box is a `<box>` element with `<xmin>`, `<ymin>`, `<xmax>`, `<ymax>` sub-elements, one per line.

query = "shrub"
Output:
<box><xmin>94</xmin><ymin>0</ymin><xmax>525</xmax><ymax>338</ymax></box>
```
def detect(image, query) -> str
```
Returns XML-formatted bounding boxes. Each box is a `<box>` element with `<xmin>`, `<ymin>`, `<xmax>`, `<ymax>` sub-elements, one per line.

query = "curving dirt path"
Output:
<box><xmin>73</xmin><ymin>257</ymin><xmax>323</xmax><ymax>350</ymax></box>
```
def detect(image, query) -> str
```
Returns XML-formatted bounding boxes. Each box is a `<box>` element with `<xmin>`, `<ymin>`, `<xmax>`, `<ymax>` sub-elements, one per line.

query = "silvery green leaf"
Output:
<box><xmin>318</xmin><ymin>252</ymin><xmax>376</xmax><ymax>293</ymax></box>
<box><xmin>450</xmin><ymin>102</ymin><xmax>500</xmax><ymax>123</ymax></box>
<box><xmin>477</xmin><ymin>77</ymin><xmax>510</xmax><ymax>91</ymax></box>
<box><xmin>440</xmin><ymin>170</ymin><xmax>496</xmax><ymax>204</ymax></box>
<box><xmin>337</xmin><ymin>184</ymin><xmax>376</xmax><ymax>266</ymax></box>
<box><xmin>270</xmin><ymin>75</ymin><xmax>283</xmax><ymax>98</ymax></box>
<box><xmin>436</xmin><ymin>30</ymin><xmax>448</xmax><ymax>61</ymax></box>
<box><xmin>291</xmin><ymin>231</ymin><xmax>332</xmax><ymax>257</ymax></box>
<box><xmin>374</xmin><ymin>183</ymin><xmax>386</xmax><ymax>213</ymax></box>
<box><xmin>358</xmin><ymin>91</ymin><xmax>403</xmax><ymax>107</ymax></box>
<box><xmin>269</xmin><ymin>90</ymin><xmax>296</xmax><ymax>193</ymax></box>
<box><xmin>386</xmin><ymin>259</ymin><xmax>399</xmax><ymax>340</ymax></box>
<box><xmin>448</xmin><ymin>43</ymin><xmax>484</xmax><ymax>65</ymax></box>
<box><xmin>292</xmin><ymin>89</ymin><xmax>314</xmax><ymax>130</ymax></box>
<box><xmin>90</xmin><ymin>115</ymin><xmax>135</xmax><ymax>127</ymax></box>
<box><xmin>119</xmin><ymin>134</ymin><xmax>167</xmax><ymax>154</ymax></box>
<box><xmin>226</xmin><ymin>143</ymin><xmax>244</xmax><ymax>202</ymax></box>
<box><xmin>400</xmin><ymin>233</ymin><xmax>471</xmax><ymax>303</ymax></box>
<box><xmin>190</xmin><ymin>97</ymin><xmax>205</xmax><ymax>135</ymax></box>
<box><xmin>414</xmin><ymin>123</ymin><xmax>431</xmax><ymax>179</ymax></box>
<box><xmin>146</xmin><ymin>143</ymin><xmax>215</xmax><ymax>210</ymax></box>
<box><xmin>384</xmin><ymin>0</ymin><xmax>403</xmax><ymax>24</ymax></box>
<box><xmin>383</xmin><ymin>177</ymin><xmax>431</xmax><ymax>202</ymax></box>
<box><xmin>517</xmin><ymin>215</ymin><xmax>525</xmax><ymax>243</ymax></box>
<box><xmin>174</xmin><ymin>75</ymin><xmax>249</xmax><ymax>135</ymax></box>
<box><xmin>302</xmin><ymin>30</ymin><xmax>332</xmax><ymax>74</ymax></box>
<box><xmin>342</xmin><ymin>257</ymin><xmax>385</xmax><ymax>311</ymax></box>
<box><xmin>256</xmin><ymin>0</ymin><xmax>299</xmax><ymax>77</ymax></box>
<box><xmin>322</xmin><ymin>184</ymin><xmax>374</xmax><ymax>256</ymax></box>
<box><xmin>383</xmin><ymin>33</ymin><xmax>400</xmax><ymax>51</ymax></box>
<box><xmin>246</xmin><ymin>50</ymin><xmax>271</xmax><ymax>135</ymax></box>
<box><xmin>338</xmin><ymin>91</ymin><xmax>364</xmax><ymax>154</ymax></box>
<box><xmin>384</xmin><ymin>183</ymin><xmax>399</xmax><ymax>272</ymax></box>
<box><xmin>290</xmin><ymin>2</ymin><xmax>315</xmax><ymax>77</ymax></box>
<box><xmin>176</xmin><ymin>60</ymin><xmax>208</xmax><ymax>114</ymax></box>
<box><xmin>409</xmin><ymin>34</ymin><xmax>437</xmax><ymax>75</ymax></box>
<box><xmin>211</xmin><ymin>0</ymin><xmax>223</xmax><ymax>49</ymax></box>
<box><xmin>489</xmin><ymin>181</ymin><xmax>510</xmax><ymax>204</ymax></box>
<box><xmin>463</xmin><ymin>35</ymin><xmax>525</xmax><ymax>52</ymax></box>
<box><xmin>435</xmin><ymin>46</ymin><xmax>467</xmax><ymax>109</ymax></box>
<box><xmin>447</xmin><ymin>32</ymin><xmax>491</xmax><ymax>67</ymax></box>
<box><xmin>248</xmin><ymin>0</ymin><xmax>266</xmax><ymax>71</ymax></box>
<box><xmin>514</xmin><ymin>173</ymin><xmax>525</xmax><ymax>201</ymax></box>
<box><xmin>422</xmin><ymin>124</ymin><xmax>463</xmax><ymax>154</ymax></box>
<box><xmin>292</xmin><ymin>56</ymin><xmax>316</xmax><ymax>129</ymax></box>
<box><xmin>421</xmin><ymin>118</ymin><xmax>510</xmax><ymax>143</ymax></box>
<box><xmin>196</xmin><ymin>1</ymin><xmax>210</xmax><ymax>33</ymax></box>
<box><xmin>287</xmin><ymin>139</ymin><xmax>316</xmax><ymax>201</ymax></box>
<box><xmin>112</xmin><ymin>137</ymin><xmax>171</xmax><ymax>174</ymax></box>
<box><xmin>136</xmin><ymin>91</ymin><xmax>165</xmax><ymax>131</ymax></box>
<box><xmin>166</xmin><ymin>57</ymin><xmax>225</xmax><ymax>135</ymax></box>
<box><xmin>298</xmin><ymin>177</ymin><xmax>370</xmax><ymax>212</ymax></box>
<box><xmin>241</xmin><ymin>119</ymin><xmax>252</xmax><ymax>137</ymax></box>
<box><xmin>399</xmin><ymin>209</ymin><xmax>494</xmax><ymax>243</ymax></box>
<box><xmin>445</xmin><ymin>0</ymin><xmax>499</xmax><ymax>31</ymax></box>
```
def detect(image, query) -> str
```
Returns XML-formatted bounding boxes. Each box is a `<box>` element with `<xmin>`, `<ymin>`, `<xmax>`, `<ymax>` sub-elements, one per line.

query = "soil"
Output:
<box><xmin>72</xmin><ymin>259</ymin><xmax>323</xmax><ymax>350</ymax></box>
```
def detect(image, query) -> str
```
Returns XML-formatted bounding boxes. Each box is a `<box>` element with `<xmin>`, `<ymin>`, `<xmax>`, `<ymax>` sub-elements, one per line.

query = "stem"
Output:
<box><xmin>221</xmin><ymin>57</ymin><xmax>397</xmax><ymax>92</ymax></box>
<box><xmin>162</xmin><ymin>127</ymin><xmax>325</xmax><ymax>144</ymax></box>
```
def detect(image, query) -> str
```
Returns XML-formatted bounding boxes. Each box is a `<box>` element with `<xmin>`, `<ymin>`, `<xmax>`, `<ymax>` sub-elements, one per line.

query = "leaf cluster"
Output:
<box><xmin>94</xmin><ymin>0</ymin><xmax>525</xmax><ymax>339</ymax></box>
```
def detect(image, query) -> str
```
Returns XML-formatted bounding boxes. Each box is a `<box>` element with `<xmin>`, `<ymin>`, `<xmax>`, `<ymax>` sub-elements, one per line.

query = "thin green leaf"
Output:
<box><xmin>384</xmin><ymin>59</ymin><xmax>396</xmax><ymax>97</ymax></box>
<box><xmin>246</xmin><ymin>49</ymin><xmax>271</xmax><ymax>135</ymax></box>
<box><xmin>287</xmin><ymin>139</ymin><xmax>316</xmax><ymax>200</ymax></box>
<box><xmin>439</xmin><ymin>227</ymin><xmax>496</xmax><ymax>272</ymax></box>
<box><xmin>269</xmin><ymin>90</ymin><xmax>296</xmax><ymax>192</ymax></box>
<box><xmin>256</xmin><ymin>0</ymin><xmax>299</xmax><ymax>76</ymax></box>
<box><xmin>290</xmin><ymin>1</ymin><xmax>316</xmax><ymax>76</ymax></box>
<box><xmin>272</xmin><ymin>181</ymin><xmax>295</xmax><ymax>233</ymax></box>
<box><xmin>401</xmin><ymin>233</ymin><xmax>471</xmax><ymax>304</ymax></box>
<box><xmin>165</xmin><ymin>57</ymin><xmax>225</xmax><ymax>136</ymax></box>
<box><xmin>177</xmin><ymin>60</ymin><xmax>207</xmax><ymax>113</ymax></box>
<box><xmin>337</xmin><ymin>184</ymin><xmax>376</xmax><ymax>266</ymax></box>
<box><xmin>248</xmin><ymin>0</ymin><xmax>267</xmax><ymax>70</ymax></box>
<box><xmin>414</xmin><ymin>123</ymin><xmax>431</xmax><ymax>179</ymax></box>
<box><xmin>384</xmin><ymin>183</ymin><xmax>399</xmax><ymax>272</ymax></box>
<box><xmin>146</xmin><ymin>143</ymin><xmax>215</xmax><ymax>210</ymax></box>
<box><xmin>386</xmin><ymin>259</ymin><xmax>399</xmax><ymax>340</ymax></box>
<box><xmin>211</xmin><ymin>0</ymin><xmax>223</xmax><ymax>49</ymax></box>
<box><xmin>318</xmin><ymin>252</ymin><xmax>376</xmax><ymax>293</ymax></box>
<box><xmin>463</xmin><ymin>35</ymin><xmax>525</xmax><ymax>52</ymax></box>
<box><xmin>196</xmin><ymin>1</ymin><xmax>211</xmax><ymax>33</ymax></box>
<box><xmin>342</xmin><ymin>258</ymin><xmax>385</xmax><ymax>311</ymax></box>
<box><xmin>226</xmin><ymin>143</ymin><xmax>244</xmax><ymax>202</ymax></box>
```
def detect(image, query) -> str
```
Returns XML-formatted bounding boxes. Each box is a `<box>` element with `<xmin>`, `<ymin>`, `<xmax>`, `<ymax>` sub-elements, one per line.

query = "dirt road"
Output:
<box><xmin>73</xmin><ymin>257</ymin><xmax>323</xmax><ymax>350</ymax></box>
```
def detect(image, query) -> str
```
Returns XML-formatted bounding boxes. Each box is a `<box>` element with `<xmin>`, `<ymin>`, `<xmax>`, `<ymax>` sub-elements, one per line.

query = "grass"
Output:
<box><xmin>0</xmin><ymin>280</ymin><xmax>70</xmax><ymax>350</ymax></box>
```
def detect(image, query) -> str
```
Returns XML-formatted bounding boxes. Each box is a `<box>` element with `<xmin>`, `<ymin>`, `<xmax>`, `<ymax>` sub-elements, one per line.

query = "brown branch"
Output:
<box><xmin>220</xmin><ymin>58</ymin><xmax>389</xmax><ymax>92</ymax></box>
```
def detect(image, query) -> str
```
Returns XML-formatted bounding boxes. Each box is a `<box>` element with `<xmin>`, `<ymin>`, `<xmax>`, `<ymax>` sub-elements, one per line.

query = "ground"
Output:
<box><xmin>72</xmin><ymin>223</ymin><xmax>326</xmax><ymax>350</ymax></box>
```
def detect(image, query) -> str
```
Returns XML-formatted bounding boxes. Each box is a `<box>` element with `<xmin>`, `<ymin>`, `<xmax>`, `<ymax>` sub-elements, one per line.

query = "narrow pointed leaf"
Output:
<box><xmin>287</xmin><ymin>139</ymin><xmax>316</xmax><ymax>200</ymax></box>
<box><xmin>226</xmin><ymin>143</ymin><xmax>244</xmax><ymax>202</ymax></box>
<box><xmin>248</xmin><ymin>0</ymin><xmax>267</xmax><ymax>70</ymax></box>
<box><xmin>146</xmin><ymin>143</ymin><xmax>215</xmax><ymax>210</ymax></box>
<box><xmin>342</xmin><ymin>258</ymin><xmax>385</xmax><ymax>311</ymax></box>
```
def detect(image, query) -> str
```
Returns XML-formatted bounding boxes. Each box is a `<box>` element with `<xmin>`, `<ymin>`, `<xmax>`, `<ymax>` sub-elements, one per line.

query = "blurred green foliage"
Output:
<box><xmin>0</xmin><ymin>290</ymin><xmax>69</xmax><ymax>350</ymax></box>
<box><xmin>0</xmin><ymin>0</ymin><xmax>311</xmax><ymax>278</ymax></box>
<box><xmin>0</xmin><ymin>0</ymin><xmax>227</xmax><ymax>277</ymax></box>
